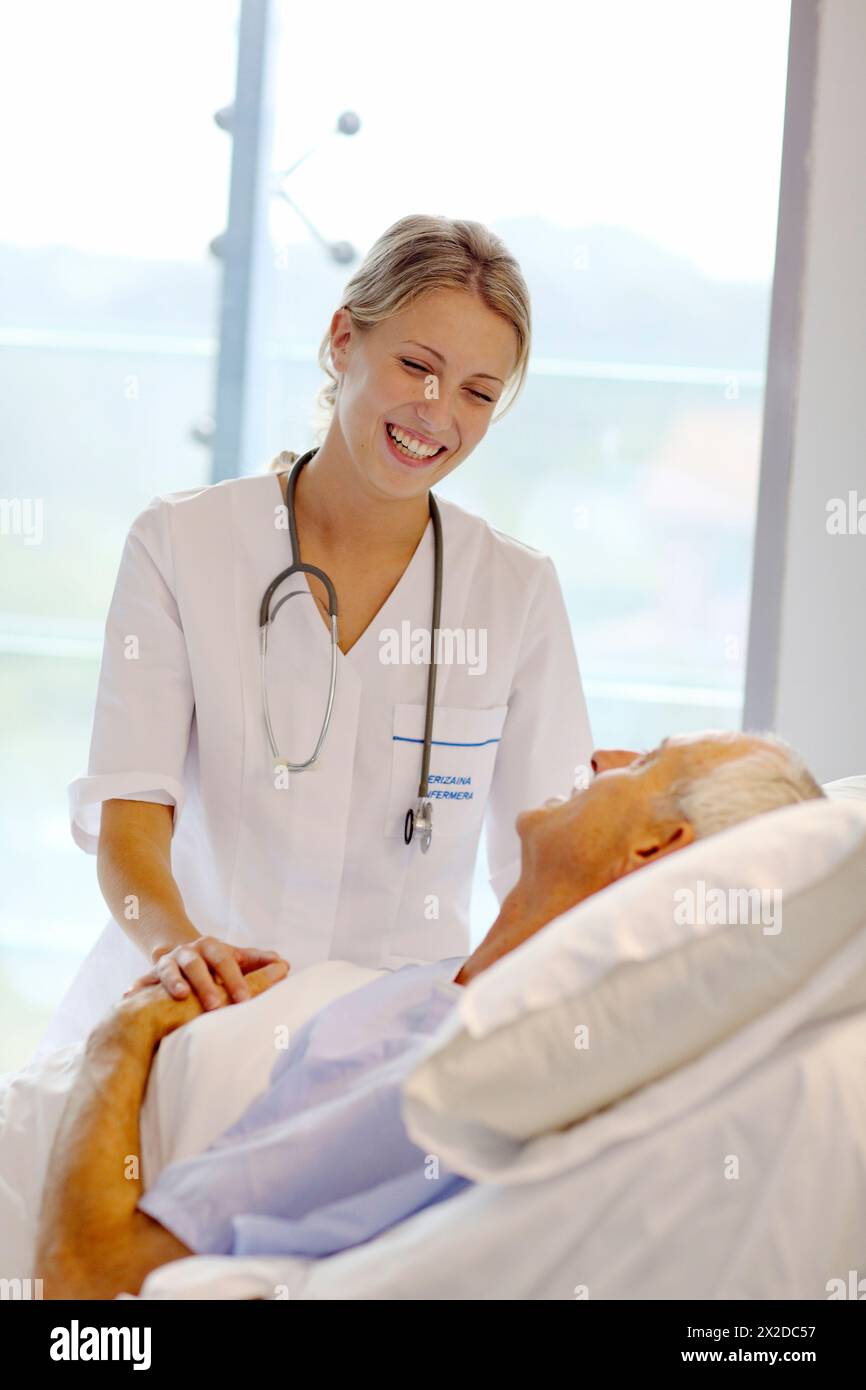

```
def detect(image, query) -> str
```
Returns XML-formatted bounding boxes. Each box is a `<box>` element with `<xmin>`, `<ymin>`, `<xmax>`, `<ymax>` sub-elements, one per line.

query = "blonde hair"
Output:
<box><xmin>268</xmin><ymin>213</ymin><xmax>532</xmax><ymax>472</ymax></box>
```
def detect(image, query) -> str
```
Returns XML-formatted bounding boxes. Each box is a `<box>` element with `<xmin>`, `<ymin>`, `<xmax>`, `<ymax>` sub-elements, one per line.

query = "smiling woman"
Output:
<box><xmin>37</xmin><ymin>214</ymin><xmax>594</xmax><ymax>1058</ymax></box>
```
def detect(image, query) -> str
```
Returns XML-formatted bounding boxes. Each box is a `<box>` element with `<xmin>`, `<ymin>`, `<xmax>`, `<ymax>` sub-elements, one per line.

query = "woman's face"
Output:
<box><xmin>328</xmin><ymin>286</ymin><xmax>520</xmax><ymax>500</ymax></box>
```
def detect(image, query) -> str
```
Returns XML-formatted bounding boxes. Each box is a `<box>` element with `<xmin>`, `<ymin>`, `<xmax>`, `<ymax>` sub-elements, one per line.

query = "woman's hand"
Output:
<box><xmin>116</xmin><ymin>959</ymin><xmax>291</xmax><ymax>1047</ymax></box>
<box><xmin>123</xmin><ymin>937</ymin><xmax>290</xmax><ymax>1010</ymax></box>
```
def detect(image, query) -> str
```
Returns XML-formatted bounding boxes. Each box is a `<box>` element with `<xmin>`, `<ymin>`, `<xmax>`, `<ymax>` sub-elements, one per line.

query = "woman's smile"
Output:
<box><xmin>382</xmin><ymin>419</ymin><xmax>448</xmax><ymax>470</ymax></box>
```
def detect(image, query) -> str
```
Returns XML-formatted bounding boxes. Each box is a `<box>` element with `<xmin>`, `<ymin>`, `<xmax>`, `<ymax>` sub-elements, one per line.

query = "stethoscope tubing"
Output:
<box><xmin>260</xmin><ymin>448</ymin><xmax>442</xmax><ymax>848</ymax></box>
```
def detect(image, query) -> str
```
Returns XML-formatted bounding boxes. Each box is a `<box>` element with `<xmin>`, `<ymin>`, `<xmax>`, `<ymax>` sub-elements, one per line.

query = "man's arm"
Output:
<box><xmin>35</xmin><ymin>961</ymin><xmax>288</xmax><ymax>1300</ymax></box>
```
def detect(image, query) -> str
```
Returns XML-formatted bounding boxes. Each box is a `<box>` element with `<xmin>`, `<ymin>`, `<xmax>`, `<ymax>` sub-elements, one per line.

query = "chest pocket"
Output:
<box><xmin>385</xmin><ymin>703</ymin><xmax>509</xmax><ymax>839</ymax></box>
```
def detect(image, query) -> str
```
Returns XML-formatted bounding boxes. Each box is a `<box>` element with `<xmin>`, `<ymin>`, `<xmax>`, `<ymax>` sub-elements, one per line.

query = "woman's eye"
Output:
<box><xmin>401</xmin><ymin>358</ymin><xmax>494</xmax><ymax>404</ymax></box>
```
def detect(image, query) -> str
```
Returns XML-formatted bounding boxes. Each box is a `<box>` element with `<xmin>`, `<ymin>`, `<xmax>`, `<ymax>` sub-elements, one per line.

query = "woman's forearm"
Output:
<box><xmin>97</xmin><ymin>800</ymin><xmax>199</xmax><ymax>962</ymax></box>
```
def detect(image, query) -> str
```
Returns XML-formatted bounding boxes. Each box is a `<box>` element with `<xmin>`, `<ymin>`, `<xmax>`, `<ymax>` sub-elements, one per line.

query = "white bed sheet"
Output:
<box><xmin>138</xmin><ymin>998</ymin><xmax>866</xmax><ymax>1301</ymax></box>
<box><xmin>5</xmin><ymin>953</ymin><xmax>864</xmax><ymax>1302</ymax></box>
<box><xmin>0</xmin><ymin>961</ymin><xmax>383</xmax><ymax>1283</ymax></box>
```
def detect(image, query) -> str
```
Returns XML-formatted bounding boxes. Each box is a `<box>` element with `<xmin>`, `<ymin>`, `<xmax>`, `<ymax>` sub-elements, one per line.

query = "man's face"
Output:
<box><xmin>515</xmin><ymin>732</ymin><xmax>769</xmax><ymax>911</ymax></box>
<box><xmin>454</xmin><ymin>731</ymin><xmax>779</xmax><ymax>987</ymax></box>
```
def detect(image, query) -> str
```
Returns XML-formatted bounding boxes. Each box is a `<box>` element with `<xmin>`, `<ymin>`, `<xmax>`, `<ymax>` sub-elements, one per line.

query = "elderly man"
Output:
<box><xmin>35</xmin><ymin>731</ymin><xmax>824</xmax><ymax>1299</ymax></box>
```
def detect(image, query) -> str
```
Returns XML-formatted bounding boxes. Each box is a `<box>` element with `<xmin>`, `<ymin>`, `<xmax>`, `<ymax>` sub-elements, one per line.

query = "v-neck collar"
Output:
<box><xmin>270</xmin><ymin>470</ymin><xmax>435</xmax><ymax>663</ymax></box>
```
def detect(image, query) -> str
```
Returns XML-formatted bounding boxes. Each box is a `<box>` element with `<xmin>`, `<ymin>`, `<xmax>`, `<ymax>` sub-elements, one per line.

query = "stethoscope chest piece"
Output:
<box><xmin>405</xmin><ymin>797</ymin><xmax>433</xmax><ymax>853</ymax></box>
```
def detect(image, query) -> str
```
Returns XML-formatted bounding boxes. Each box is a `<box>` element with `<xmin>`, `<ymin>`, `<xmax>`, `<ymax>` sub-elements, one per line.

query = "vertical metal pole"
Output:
<box><xmin>211</xmin><ymin>0</ymin><xmax>276</xmax><ymax>483</ymax></box>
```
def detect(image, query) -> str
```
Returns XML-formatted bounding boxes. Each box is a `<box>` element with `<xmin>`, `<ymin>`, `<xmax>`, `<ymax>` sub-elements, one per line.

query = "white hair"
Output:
<box><xmin>660</xmin><ymin>730</ymin><xmax>825</xmax><ymax>840</ymax></box>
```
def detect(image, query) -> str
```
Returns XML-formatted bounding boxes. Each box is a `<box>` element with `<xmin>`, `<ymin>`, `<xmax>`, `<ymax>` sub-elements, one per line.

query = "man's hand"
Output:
<box><xmin>105</xmin><ymin>959</ymin><xmax>290</xmax><ymax>1053</ymax></box>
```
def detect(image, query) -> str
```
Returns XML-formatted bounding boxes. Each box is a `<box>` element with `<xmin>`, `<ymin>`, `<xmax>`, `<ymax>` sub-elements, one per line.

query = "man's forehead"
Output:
<box><xmin>659</xmin><ymin>731</ymin><xmax>762</xmax><ymax>761</ymax></box>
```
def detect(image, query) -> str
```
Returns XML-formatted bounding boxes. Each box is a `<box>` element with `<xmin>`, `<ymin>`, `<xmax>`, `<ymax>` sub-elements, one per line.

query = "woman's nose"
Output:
<box><xmin>415</xmin><ymin>412</ymin><xmax>452</xmax><ymax>441</ymax></box>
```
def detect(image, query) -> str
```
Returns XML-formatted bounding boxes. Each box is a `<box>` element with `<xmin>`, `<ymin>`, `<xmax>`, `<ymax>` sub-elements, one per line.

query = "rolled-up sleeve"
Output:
<box><xmin>68</xmin><ymin>496</ymin><xmax>195</xmax><ymax>855</ymax></box>
<box><xmin>484</xmin><ymin>556</ymin><xmax>594</xmax><ymax>904</ymax></box>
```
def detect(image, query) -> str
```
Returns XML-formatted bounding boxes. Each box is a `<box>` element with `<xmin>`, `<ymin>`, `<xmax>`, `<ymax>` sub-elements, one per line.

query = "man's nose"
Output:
<box><xmin>591</xmin><ymin>748</ymin><xmax>642</xmax><ymax>773</ymax></box>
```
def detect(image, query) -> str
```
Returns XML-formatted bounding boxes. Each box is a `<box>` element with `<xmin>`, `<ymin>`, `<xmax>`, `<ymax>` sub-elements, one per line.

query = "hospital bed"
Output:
<box><xmin>3</xmin><ymin>778</ymin><xmax>866</xmax><ymax>1300</ymax></box>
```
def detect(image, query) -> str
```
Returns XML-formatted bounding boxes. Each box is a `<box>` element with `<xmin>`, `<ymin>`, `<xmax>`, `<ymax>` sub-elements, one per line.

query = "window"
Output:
<box><xmin>261</xmin><ymin>0</ymin><xmax>791</xmax><ymax>937</ymax></box>
<box><xmin>0</xmin><ymin>0</ymin><xmax>239</xmax><ymax>1068</ymax></box>
<box><xmin>0</xmin><ymin>0</ymin><xmax>792</xmax><ymax>1067</ymax></box>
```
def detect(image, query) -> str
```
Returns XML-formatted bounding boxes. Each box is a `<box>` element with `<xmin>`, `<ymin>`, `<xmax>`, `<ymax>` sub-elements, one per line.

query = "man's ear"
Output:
<box><xmin>624</xmin><ymin>818</ymin><xmax>695</xmax><ymax>871</ymax></box>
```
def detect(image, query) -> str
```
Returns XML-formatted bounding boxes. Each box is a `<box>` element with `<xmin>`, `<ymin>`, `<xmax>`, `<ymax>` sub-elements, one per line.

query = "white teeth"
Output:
<box><xmin>387</xmin><ymin>423</ymin><xmax>441</xmax><ymax>459</ymax></box>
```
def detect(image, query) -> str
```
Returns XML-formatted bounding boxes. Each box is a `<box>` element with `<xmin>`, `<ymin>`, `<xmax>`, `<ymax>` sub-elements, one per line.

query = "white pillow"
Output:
<box><xmin>823</xmin><ymin>774</ymin><xmax>866</xmax><ymax>802</ymax></box>
<box><xmin>403</xmin><ymin>797</ymin><xmax>866</xmax><ymax>1149</ymax></box>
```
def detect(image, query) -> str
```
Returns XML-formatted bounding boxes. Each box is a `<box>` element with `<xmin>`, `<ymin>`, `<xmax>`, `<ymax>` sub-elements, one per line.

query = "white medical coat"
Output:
<box><xmin>37</xmin><ymin>471</ymin><xmax>592</xmax><ymax>1054</ymax></box>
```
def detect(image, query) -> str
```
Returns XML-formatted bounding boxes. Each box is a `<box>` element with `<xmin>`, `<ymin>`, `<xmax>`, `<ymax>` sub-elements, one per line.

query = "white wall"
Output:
<box><xmin>746</xmin><ymin>0</ymin><xmax>866</xmax><ymax>780</ymax></box>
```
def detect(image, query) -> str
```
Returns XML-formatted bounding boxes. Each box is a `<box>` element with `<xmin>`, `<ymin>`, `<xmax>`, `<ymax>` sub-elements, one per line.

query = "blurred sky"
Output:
<box><xmin>0</xmin><ymin>0</ymin><xmax>790</xmax><ymax>282</ymax></box>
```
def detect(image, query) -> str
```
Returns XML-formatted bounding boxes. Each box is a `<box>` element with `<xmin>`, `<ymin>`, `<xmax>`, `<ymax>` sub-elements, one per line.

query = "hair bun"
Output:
<box><xmin>269</xmin><ymin>449</ymin><xmax>298</xmax><ymax>471</ymax></box>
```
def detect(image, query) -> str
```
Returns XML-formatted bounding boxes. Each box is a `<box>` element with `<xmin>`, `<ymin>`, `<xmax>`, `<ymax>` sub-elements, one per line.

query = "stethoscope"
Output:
<box><xmin>259</xmin><ymin>447</ymin><xmax>443</xmax><ymax>852</ymax></box>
